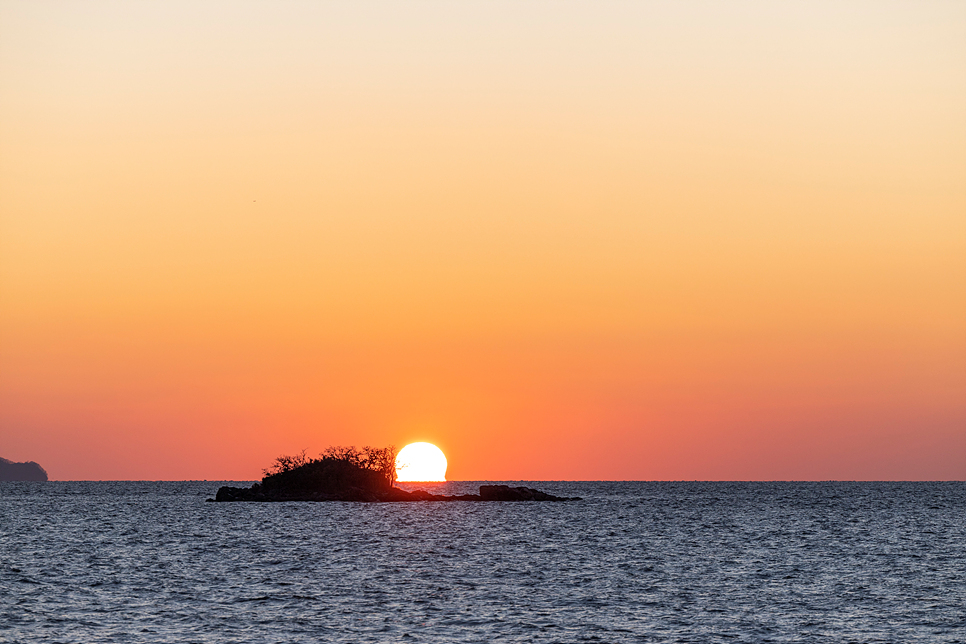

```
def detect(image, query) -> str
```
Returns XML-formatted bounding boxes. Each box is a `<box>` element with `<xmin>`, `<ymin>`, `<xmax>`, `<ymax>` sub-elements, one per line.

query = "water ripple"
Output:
<box><xmin>1</xmin><ymin>481</ymin><xmax>964</xmax><ymax>642</ymax></box>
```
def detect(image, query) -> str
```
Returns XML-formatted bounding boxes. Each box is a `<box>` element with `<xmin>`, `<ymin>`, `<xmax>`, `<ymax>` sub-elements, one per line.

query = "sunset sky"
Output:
<box><xmin>1</xmin><ymin>1</ymin><xmax>963</xmax><ymax>480</ymax></box>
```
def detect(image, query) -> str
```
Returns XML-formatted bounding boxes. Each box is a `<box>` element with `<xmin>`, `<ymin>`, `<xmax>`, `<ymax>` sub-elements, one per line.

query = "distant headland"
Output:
<box><xmin>211</xmin><ymin>446</ymin><xmax>578</xmax><ymax>502</ymax></box>
<box><xmin>0</xmin><ymin>457</ymin><xmax>48</xmax><ymax>482</ymax></box>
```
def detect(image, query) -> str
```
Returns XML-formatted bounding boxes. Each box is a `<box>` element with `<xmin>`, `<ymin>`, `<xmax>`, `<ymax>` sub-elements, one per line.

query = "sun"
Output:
<box><xmin>395</xmin><ymin>442</ymin><xmax>447</xmax><ymax>482</ymax></box>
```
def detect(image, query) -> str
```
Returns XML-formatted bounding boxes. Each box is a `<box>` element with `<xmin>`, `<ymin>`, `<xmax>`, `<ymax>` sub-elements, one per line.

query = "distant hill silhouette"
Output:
<box><xmin>0</xmin><ymin>457</ymin><xmax>48</xmax><ymax>481</ymax></box>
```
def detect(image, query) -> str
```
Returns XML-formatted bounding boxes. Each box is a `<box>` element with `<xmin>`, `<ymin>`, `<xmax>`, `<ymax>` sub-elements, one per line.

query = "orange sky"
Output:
<box><xmin>1</xmin><ymin>1</ymin><xmax>964</xmax><ymax>480</ymax></box>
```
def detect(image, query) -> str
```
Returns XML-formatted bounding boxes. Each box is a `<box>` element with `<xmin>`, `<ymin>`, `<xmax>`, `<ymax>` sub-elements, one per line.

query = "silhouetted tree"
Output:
<box><xmin>319</xmin><ymin>445</ymin><xmax>398</xmax><ymax>485</ymax></box>
<box><xmin>361</xmin><ymin>445</ymin><xmax>399</xmax><ymax>487</ymax></box>
<box><xmin>263</xmin><ymin>449</ymin><xmax>309</xmax><ymax>476</ymax></box>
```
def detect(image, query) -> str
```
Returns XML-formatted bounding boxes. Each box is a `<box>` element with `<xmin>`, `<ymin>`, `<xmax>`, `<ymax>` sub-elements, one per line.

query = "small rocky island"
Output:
<box><xmin>211</xmin><ymin>446</ymin><xmax>578</xmax><ymax>502</ymax></box>
<box><xmin>0</xmin><ymin>457</ymin><xmax>48</xmax><ymax>482</ymax></box>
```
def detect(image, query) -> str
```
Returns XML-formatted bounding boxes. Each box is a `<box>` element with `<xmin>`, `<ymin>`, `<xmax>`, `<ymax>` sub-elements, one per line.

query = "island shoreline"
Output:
<box><xmin>210</xmin><ymin>483</ymin><xmax>580</xmax><ymax>503</ymax></box>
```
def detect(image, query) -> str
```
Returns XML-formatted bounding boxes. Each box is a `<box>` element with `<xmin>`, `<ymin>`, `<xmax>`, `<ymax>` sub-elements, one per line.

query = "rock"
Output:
<box><xmin>478</xmin><ymin>485</ymin><xmax>576</xmax><ymax>502</ymax></box>
<box><xmin>215</xmin><ymin>484</ymin><xmax>263</xmax><ymax>502</ymax></box>
<box><xmin>0</xmin><ymin>457</ymin><xmax>48</xmax><ymax>482</ymax></box>
<box><xmin>447</xmin><ymin>494</ymin><xmax>485</xmax><ymax>502</ymax></box>
<box><xmin>382</xmin><ymin>487</ymin><xmax>437</xmax><ymax>502</ymax></box>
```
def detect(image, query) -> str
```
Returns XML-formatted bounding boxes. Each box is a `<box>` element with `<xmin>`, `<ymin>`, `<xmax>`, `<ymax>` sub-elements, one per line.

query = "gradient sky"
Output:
<box><xmin>1</xmin><ymin>1</ymin><xmax>964</xmax><ymax>480</ymax></box>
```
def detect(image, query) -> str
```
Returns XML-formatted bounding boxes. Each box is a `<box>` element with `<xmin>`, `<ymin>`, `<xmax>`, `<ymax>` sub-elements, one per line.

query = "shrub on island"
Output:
<box><xmin>217</xmin><ymin>446</ymin><xmax>398</xmax><ymax>502</ymax></box>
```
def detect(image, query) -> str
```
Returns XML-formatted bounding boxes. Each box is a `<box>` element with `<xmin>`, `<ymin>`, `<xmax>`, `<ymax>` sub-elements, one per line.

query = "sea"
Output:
<box><xmin>1</xmin><ymin>481</ymin><xmax>963</xmax><ymax>643</ymax></box>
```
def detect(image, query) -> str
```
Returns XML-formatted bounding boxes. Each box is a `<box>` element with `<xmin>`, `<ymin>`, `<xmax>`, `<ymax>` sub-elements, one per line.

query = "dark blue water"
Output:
<box><xmin>1</xmin><ymin>481</ymin><xmax>963</xmax><ymax>642</ymax></box>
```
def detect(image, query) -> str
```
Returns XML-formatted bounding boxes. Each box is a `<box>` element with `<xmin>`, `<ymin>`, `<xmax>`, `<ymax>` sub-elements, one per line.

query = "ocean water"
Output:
<box><xmin>1</xmin><ymin>481</ymin><xmax>963</xmax><ymax>643</ymax></box>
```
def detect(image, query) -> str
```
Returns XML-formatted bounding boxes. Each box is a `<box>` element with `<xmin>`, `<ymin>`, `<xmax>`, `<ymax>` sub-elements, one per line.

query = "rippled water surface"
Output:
<box><xmin>1</xmin><ymin>481</ymin><xmax>964</xmax><ymax>642</ymax></box>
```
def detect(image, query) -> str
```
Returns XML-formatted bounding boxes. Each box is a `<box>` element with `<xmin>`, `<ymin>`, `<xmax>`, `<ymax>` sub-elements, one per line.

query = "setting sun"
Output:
<box><xmin>395</xmin><ymin>443</ymin><xmax>447</xmax><ymax>482</ymax></box>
